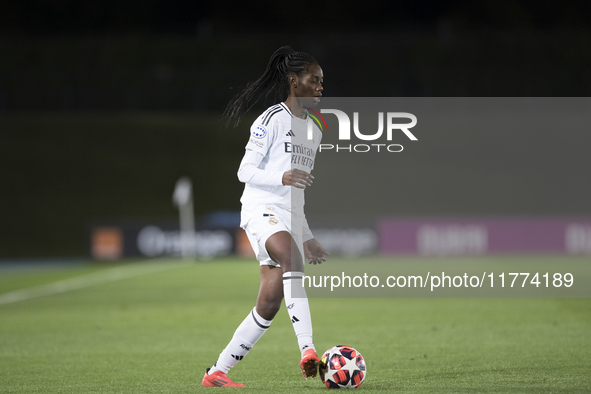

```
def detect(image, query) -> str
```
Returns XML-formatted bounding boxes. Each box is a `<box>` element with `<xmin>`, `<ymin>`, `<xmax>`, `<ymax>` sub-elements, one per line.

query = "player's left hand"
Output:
<box><xmin>304</xmin><ymin>238</ymin><xmax>329</xmax><ymax>264</ymax></box>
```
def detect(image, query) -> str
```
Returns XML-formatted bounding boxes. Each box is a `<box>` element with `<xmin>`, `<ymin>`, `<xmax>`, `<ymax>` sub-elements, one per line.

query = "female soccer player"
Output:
<box><xmin>202</xmin><ymin>46</ymin><xmax>329</xmax><ymax>387</ymax></box>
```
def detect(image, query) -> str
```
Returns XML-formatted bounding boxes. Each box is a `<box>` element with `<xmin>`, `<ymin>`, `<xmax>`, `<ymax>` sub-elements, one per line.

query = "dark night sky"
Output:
<box><xmin>2</xmin><ymin>1</ymin><xmax>591</xmax><ymax>36</ymax></box>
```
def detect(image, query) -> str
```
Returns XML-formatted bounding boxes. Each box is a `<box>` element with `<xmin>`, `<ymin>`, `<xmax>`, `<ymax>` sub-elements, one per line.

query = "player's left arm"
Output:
<box><xmin>303</xmin><ymin>130</ymin><xmax>328</xmax><ymax>264</ymax></box>
<box><xmin>304</xmin><ymin>238</ymin><xmax>329</xmax><ymax>265</ymax></box>
<box><xmin>303</xmin><ymin>217</ymin><xmax>329</xmax><ymax>264</ymax></box>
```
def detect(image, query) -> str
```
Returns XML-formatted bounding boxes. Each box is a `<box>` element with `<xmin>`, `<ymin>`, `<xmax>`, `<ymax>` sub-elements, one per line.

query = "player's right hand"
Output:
<box><xmin>282</xmin><ymin>169</ymin><xmax>313</xmax><ymax>189</ymax></box>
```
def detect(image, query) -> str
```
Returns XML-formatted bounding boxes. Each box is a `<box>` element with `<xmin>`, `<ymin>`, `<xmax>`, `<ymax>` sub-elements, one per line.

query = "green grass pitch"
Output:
<box><xmin>0</xmin><ymin>257</ymin><xmax>590</xmax><ymax>393</ymax></box>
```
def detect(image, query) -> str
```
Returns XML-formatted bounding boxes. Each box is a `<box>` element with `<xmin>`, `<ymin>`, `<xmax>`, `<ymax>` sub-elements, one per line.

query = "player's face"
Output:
<box><xmin>294</xmin><ymin>63</ymin><xmax>323</xmax><ymax>107</ymax></box>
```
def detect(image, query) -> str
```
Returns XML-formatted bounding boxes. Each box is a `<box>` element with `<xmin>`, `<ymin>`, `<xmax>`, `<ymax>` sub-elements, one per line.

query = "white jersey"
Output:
<box><xmin>238</xmin><ymin>102</ymin><xmax>322</xmax><ymax>228</ymax></box>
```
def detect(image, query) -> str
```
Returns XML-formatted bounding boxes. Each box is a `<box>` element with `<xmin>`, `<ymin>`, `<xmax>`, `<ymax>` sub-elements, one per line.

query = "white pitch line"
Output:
<box><xmin>0</xmin><ymin>260</ymin><xmax>192</xmax><ymax>306</ymax></box>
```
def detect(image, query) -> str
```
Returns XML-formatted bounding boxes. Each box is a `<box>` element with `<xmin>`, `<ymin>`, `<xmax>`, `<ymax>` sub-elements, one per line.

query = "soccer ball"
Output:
<box><xmin>319</xmin><ymin>346</ymin><xmax>366</xmax><ymax>389</ymax></box>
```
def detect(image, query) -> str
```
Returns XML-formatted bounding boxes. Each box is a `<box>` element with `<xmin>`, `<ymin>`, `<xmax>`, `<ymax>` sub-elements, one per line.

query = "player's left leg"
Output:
<box><xmin>266</xmin><ymin>231</ymin><xmax>319</xmax><ymax>379</ymax></box>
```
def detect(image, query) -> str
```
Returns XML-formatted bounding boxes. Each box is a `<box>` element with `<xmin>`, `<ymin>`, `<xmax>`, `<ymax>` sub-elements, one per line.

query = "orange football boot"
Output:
<box><xmin>299</xmin><ymin>348</ymin><xmax>319</xmax><ymax>379</ymax></box>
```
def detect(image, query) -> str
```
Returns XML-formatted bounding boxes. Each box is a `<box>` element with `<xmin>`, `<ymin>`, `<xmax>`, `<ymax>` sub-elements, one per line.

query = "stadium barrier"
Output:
<box><xmin>90</xmin><ymin>224</ymin><xmax>234</xmax><ymax>260</ymax></box>
<box><xmin>90</xmin><ymin>220</ymin><xmax>377</xmax><ymax>260</ymax></box>
<box><xmin>379</xmin><ymin>217</ymin><xmax>591</xmax><ymax>255</ymax></box>
<box><xmin>90</xmin><ymin>216</ymin><xmax>591</xmax><ymax>260</ymax></box>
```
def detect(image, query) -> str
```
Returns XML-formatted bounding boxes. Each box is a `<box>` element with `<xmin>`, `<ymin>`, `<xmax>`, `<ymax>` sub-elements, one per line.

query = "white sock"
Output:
<box><xmin>209</xmin><ymin>307</ymin><xmax>272</xmax><ymax>374</ymax></box>
<box><xmin>283</xmin><ymin>271</ymin><xmax>315</xmax><ymax>356</ymax></box>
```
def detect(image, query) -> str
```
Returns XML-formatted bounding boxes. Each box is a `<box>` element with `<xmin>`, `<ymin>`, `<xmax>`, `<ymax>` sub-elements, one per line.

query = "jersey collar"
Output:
<box><xmin>280</xmin><ymin>102</ymin><xmax>311</xmax><ymax>121</ymax></box>
<box><xmin>279</xmin><ymin>102</ymin><xmax>294</xmax><ymax>117</ymax></box>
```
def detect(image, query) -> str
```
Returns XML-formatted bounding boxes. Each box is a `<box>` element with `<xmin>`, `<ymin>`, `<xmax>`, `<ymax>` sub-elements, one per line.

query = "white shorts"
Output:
<box><xmin>241</xmin><ymin>205</ymin><xmax>304</xmax><ymax>267</ymax></box>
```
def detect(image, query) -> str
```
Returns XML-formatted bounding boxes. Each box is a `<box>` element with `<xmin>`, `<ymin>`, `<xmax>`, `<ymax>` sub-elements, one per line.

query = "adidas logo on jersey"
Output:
<box><xmin>286</xmin><ymin>130</ymin><xmax>295</xmax><ymax>137</ymax></box>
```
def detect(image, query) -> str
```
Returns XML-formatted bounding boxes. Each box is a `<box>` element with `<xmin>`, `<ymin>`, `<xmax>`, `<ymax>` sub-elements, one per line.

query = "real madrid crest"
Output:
<box><xmin>269</xmin><ymin>217</ymin><xmax>278</xmax><ymax>225</ymax></box>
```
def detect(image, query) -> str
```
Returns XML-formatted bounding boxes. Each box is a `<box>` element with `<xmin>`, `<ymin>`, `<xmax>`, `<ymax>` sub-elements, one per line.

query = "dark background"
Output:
<box><xmin>1</xmin><ymin>1</ymin><xmax>591</xmax><ymax>258</ymax></box>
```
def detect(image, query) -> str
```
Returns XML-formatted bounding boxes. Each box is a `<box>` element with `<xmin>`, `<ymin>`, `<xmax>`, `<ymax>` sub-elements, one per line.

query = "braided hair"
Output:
<box><xmin>224</xmin><ymin>46</ymin><xmax>317</xmax><ymax>126</ymax></box>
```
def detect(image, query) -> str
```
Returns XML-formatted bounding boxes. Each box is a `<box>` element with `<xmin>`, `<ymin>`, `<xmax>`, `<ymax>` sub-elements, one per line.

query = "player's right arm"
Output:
<box><xmin>237</xmin><ymin>118</ymin><xmax>312</xmax><ymax>188</ymax></box>
<box><xmin>237</xmin><ymin>117</ymin><xmax>283</xmax><ymax>186</ymax></box>
<box><xmin>237</xmin><ymin>152</ymin><xmax>313</xmax><ymax>189</ymax></box>
<box><xmin>281</xmin><ymin>169</ymin><xmax>313</xmax><ymax>189</ymax></box>
<box><xmin>237</xmin><ymin>150</ymin><xmax>283</xmax><ymax>186</ymax></box>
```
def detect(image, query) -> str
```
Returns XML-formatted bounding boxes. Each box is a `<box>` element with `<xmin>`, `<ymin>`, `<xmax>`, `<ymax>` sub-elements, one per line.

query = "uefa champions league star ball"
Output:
<box><xmin>319</xmin><ymin>345</ymin><xmax>366</xmax><ymax>389</ymax></box>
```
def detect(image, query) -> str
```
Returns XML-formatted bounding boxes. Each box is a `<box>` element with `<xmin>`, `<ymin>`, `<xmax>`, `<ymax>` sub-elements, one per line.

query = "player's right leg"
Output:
<box><xmin>203</xmin><ymin>266</ymin><xmax>282</xmax><ymax>387</ymax></box>
<box><xmin>202</xmin><ymin>368</ymin><xmax>245</xmax><ymax>387</ymax></box>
